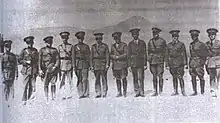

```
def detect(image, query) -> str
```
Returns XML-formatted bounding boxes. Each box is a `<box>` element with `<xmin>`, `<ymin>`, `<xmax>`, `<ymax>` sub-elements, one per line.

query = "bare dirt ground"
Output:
<box><xmin>1</xmin><ymin>66</ymin><xmax>220</xmax><ymax>123</ymax></box>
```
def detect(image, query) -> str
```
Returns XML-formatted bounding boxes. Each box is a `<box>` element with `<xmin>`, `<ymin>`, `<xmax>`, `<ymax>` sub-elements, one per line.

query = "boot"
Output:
<box><xmin>116</xmin><ymin>80</ymin><xmax>122</xmax><ymax>97</ymax></box>
<box><xmin>190</xmin><ymin>76</ymin><xmax>197</xmax><ymax>96</ymax></box>
<box><xmin>200</xmin><ymin>79</ymin><xmax>205</xmax><ymax>95</ymax></box>
<box><xmin>159</xmin><ymin>77</ymin><xmax>163</xmax><ymax>95</ymax></box>
<box><xmin>152</xmin><ymin>77</ymin><xmax>158</xmax><ymax>96</ymax></box>
<box><xmin>44</xmin><ymin>86</ymin><xmax>49</xmax><ymax>101</ymax></box>
<box><xmin>179</xmin><ymin>78</ymin><xmax>186</xmax><ymax>96</ymax></box>
<box><xmin>122</xmin><ymin>78</ymin><xmax>127</xmax><ymax>97</ymax></box>
<box><xmin>171</xmin><ymin>78</ymin><xmax>178</xmax><ymax>96</ymax></box>
<box><xmin>51</xmin><ymin>85</ymin><xmax>56</xmax><ymax>100</ymax></box>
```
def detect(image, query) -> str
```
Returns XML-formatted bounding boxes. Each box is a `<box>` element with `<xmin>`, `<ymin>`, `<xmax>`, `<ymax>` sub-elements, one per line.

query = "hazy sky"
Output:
<box><xmin>1</xmin><ymin>0</ymin><xmax>219</xmax><ymax>37</ymax></box>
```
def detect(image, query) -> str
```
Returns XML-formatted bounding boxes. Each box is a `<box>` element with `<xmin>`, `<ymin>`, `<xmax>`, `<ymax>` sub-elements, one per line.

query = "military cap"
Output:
<box><xmin>112</xmin><ymin>32</ymin><xmax>122</xmax><ymax>37</ymax></box>
<box><xmin>152</xmin><ymin>27</ymin><xmax>162</xmax><ymax>33</ymax></box>
<box><xmin>24</xmin><ymin>36</ymin><xmax>34</xmax><ymax>43</ymax></box>
<box><xmin>189</xmin><ymin>29</ymin><xmax>200</xmax><ymax>34</ymax></box>
<box><xmin>169</xmin><ymin>30</ymin><xmax>180</xmax><ymax>36</ymax></box>
<box><xmin>129</xmin><ymin>28</ymin><xmax>140</xmax><ymax>34</ymax></box>
<box><xmin>94</xmin><ymin>33</ymin><xmax>104</xmax><ymax>36</ymax></box>
<box><xmin>3</xmin><ymin>40</ymin><xmax>12</xmax><ymax>47</ymax></box>
<box><xmin>206</xmin><ymin>28</ymin><xmax>218</xmax><ymax>34</ymax></box>
<box><xmin>43</xmin><ymin>36</ymin><xmax>53</xmax><ymax>42</ymax></box>
<box><xmin>75</xmin><ymin>31</ymin><xmax>85</xmax><ymax>38</ymax></box>
<box><xmin>60</xmin><ymin>31</ymin><xmax>70</xmax><ymax>36</ymax></box>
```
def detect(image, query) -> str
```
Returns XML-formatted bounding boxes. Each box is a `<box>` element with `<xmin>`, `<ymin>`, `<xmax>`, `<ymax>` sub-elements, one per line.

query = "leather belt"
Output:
<box><xmin>60</xmin><ymin>57</ymin><xmax>71</xmax><ymax>60</ymax></box>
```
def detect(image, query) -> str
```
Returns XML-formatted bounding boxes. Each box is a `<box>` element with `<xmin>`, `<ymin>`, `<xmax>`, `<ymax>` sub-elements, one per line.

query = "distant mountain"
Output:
<box><xmin>92</xmin><ymin>16</ymin><xmax>152</xmax><ymax>35</ymax></box>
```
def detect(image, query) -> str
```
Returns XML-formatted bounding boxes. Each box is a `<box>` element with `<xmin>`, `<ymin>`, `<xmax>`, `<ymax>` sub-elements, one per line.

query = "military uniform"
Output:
<box><xmin>91</xmin><ymin>33</ymin><xmax>110</xmax><ymax>98</ymax></box>
<box><xmin>39</xmin><ymin>36</ymin><xmax>60</xmax><ymax>101</ymax></box>
<box><xmin>189</xmin><ymin>30</ymin><xmax>209</xmax><ymax>95</ymax></box>
<box><xmin>111</xmin><ymin>32</ymin><xmax>128</xmax><ymax>97</ymax></box>
<box><xmin>166</xmin><ymin>30</ymin><xmax>187</xmax><ymax>96</ymax></box>
<box><xmin>73</xmin><ymin>31</ymin><xmax>90</xmax><ymax>98</ymax></box>
<box><xmin>148</xmin><ymin>27</ymin><xmax>166</xmax><ymax>96</ymax></box>
<box><xmin>19</xmin><ymin>36</ymin><xmax>39</xmax><ymax>102</ymax></box>
<box><xmin>58</xmin><ymin>32</ymin><xmax>74</xmax><ymax>99</ymax></box>
<box><xmin>205</xmin><ymin>28</ymin><xmax>220</xmax><ymax>97</ymax></box>
<box><xmin>128</xmin><ymin>28</ymin><xmax>147</xmax><ymax>97</ymax></box>
<box><xmin>1</xmin><ymin>40</ymin><xmax>18</xmax><ymax>101</ymax></box>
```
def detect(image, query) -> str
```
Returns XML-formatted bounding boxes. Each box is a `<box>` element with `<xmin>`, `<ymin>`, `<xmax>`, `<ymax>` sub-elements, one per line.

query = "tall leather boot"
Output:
<box><xmin>116</xmin><ymin>79</ymin><xmax>122</xmax><ymax>97</ymax></box>
<box><xmin>152</xmin><ymin>76</ymin><xmax>158</xmax><ymax>96</ymax></box>
<box><xmin>179</xmin><ymin>77</ymin><xmax>186</xmax><ymax>96</ymax></box>
<box><xmin>122</xmin><ymin>78</ymin><xmax>127</xmax><ymax>97</ymax></box>
<box><xmin>44</xmin><ymin>86</ymin><xmax>49</xmax><ymax>101</ymax></box>
<box><xmin>51</xmin><ymin>85</ymin><xmax>56</xmax><ymax>100</ymax></box>
<box><xmin>159</xmin><ymin>76</ymin><xmax>163</xmax><ymax>95</ymax></box>
<box><xmin>200</xmin><ymin>79</ymin><xmax>205</xmax><ymax>95</ymax></box>
<box><xmin>171</xmin><ymin>77</ymin><xmax>178</xmax><ymax>96</ymax></box>
<box><xmin>190</xmin><ymin>76</ymin><xmax>197</xmax><ymax>96</ymax></box>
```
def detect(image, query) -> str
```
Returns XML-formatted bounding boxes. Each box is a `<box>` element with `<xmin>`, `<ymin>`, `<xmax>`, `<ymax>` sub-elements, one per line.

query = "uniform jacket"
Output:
<box><xmin>110</xmin><ymin>42</ymin><xmax>128</xmax><ymax>70</ymax></box>
<box><xmin>166</xmin><ymin>40</ymin><xmax>187</xmax><ymax>68</ymax></box>
<box><xmin>19</xmin><ymin>47</ymin><xmax>39</xmax><ymax>75</ymax></box>
<box><xmin>1</xmin><ymin>52</ymin><xmax>18</xmax><ymax>80</ymax></box>
<box><xmin>128</xmin><ymin>39</ymin><xmax>147</xmax><ymax>68</ymax></box>
<box><xmin>72</xmin><ymin>42</ymin><xmax>90</xmax><ymax>70</ymax></box>
<box><xmin>58</xmin><ymin>43</ymin><xmax>73</xmax><ymax>71</ymax></box>
<box><xmin>91</xmin><ymin>42</ymin><xmax>110</xmax><ymax>70</ymax></box>
<box><xmin>39</xmin><ymin>46</ymin><xmax>60</xmax><ymax>73</ymax></box>
<box><xmin>189</xmin><ymin>40</ymin><xmax>209</xmax><ymax>68</ymax></box>
<box><xmin>148</xmin><ymin>37</ymin><xmax>167</xmax><ymax>64</ymax></box>
<box><xmin>205</xmin><ymin>40</ymin><xmax>220</xmax><ymax>68</ymax></box>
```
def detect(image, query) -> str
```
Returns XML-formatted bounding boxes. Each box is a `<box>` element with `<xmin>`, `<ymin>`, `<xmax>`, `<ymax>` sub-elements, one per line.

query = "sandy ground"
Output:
<box><xmin>1</xmin><ymin>66</ymin><xmax>220</xmax><ymax>123</ymax></box>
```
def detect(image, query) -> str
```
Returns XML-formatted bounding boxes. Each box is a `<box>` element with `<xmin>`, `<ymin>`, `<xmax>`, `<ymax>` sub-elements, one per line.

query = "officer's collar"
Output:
<box><xmin>209</xmin><ymin>39</ymin><xmax>216</xmax><ymax>43</ymax></box>
<box><xmin>172</xmin><ymin>40</ymin><xmax>179</xmax><ymax>44</ymax></box>
<box><xmin>78</xmin><ymin>42</ymin><xmax>84</xmax><ymax>45</ymax></box>
<box><xmin>97</xmin><ymin>42</ymin><xmax>103</xmax><ymax>45</ymax></box>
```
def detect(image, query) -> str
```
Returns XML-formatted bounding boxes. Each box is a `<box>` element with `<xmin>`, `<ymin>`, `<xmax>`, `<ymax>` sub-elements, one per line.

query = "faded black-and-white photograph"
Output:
<box><xmin>0</xmin><ymin>0</ymin><xmax>220</xmax><ymax>123</ymax></box>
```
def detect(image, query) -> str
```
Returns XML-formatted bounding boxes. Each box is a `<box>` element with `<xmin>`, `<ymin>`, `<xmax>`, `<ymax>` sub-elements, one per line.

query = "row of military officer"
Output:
<box><xmin>2</xmin><ymin>27</ymin><xmax>220</xmax><ymax>105</ymax></box>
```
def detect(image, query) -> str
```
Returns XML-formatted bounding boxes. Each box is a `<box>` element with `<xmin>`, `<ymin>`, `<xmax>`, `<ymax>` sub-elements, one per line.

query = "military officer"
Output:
<box><xmin>58</xmin><ymin>31</ymin><xmax>74</xmax><ymax>100</ymax></box>
<box><xmin>91</xmin><ymin>33</ymin><xmax>110</xmax><ymax>98</ymax></box>
<box><xmin>19</xmin><ymin>36</ymin><xmax>39</xmax><ymax>105</ymax></box>
<box><xmin>128</xmin><ymin>28</ymin><xmax>147</xmax><ymax>97</ymax></box>
<box><xmin>189</xmin><ymin>29</ymin><xmax>209</xmax><ymax>96</ymax></box>
<box><xmin>39</xmin><ymin>36</ymin><xmax>60</xmax><ymax>102</ymax></box>
<box><xmin>166</xmin><ymin>30</ymin><xmax>187</xmax><ymax>96</ymax></box>
<box><xmin>1</xmin><ymin>40</ymin><xmax>18</xmax><ymax>102</ymax></box>
<box><xmin>73</xmin><ymin>31</ymin><xmax>90</xmax><ymax>99</ymax></box>
<box><xmin>110</xmin><ymin>32</ymin><xmax>128</xmax><ymax>97</ymax></box>
<box><xmin>148</xmin><ymin>27</ymin><xmax>167</xmax><ymax>96</ymax></box>
<box><xmin>205</xmin><ymin>28</ymin><xmax>220</xmax><ymax>97</ymax></box>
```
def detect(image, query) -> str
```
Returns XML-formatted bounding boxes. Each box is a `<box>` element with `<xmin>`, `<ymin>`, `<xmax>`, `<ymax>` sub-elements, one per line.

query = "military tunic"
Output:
<box><xmin>39</xmin><ymin>46</ymin><xmax>60</xmax><ymax>86</ymax></box>
<box><xmin>111</xmin><ymin>42</ymin><xmax>128</xmax><ymax>79</ymax></box>
<box><xmin>205</xmin><ymin>40</ymin><xmax>220</xmax><ymax>91</ymax></box>
<box><xmin>148</xmin><ymin>37</ymin><xmax>166</xmax><ymax>74</ymax></box>
<box><xmin>189</xmin><ymin>40</ymin><xmax>209</xmax><ymax>93</ymax></box>
<box><xmin>148</xmin><ymin>37</ymin><xmax>166</xmax><ymax>94</ymax></box>
<box><xmin>73</xmin><ymin>42</ymin><xmax>90</xmax><ymax>97</ymax></box>
<box><xmin>166</xmin><ymin>41</ymin><xmax>187</xmax><ymax>77</ymax></box>
<box><xmin>128</xmin><ymin>39</ymin><xmax>147</xmax><ymax>95</ymax></box>
<box><xmin>1</xmin><ymin>52</ymin><xmax>18</xmax><ymax>100</ymax></box>
<box><xmin>58</xmin><ymin>43</ymin><xmax>74</xmax><ymax>98</ymax></box>
<box><xmin>91</xmin><ymin>42</ymin><xmax>110</xmax><ymax>97</ymax></box>
<box><xmin>19</xmin><ymin>47</ymin><xmax>38</xmax><ymax>101</ymax></box>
